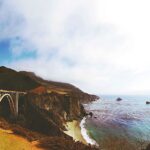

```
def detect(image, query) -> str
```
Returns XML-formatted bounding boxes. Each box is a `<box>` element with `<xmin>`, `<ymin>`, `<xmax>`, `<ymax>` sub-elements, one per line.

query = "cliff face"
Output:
<box><xmin>16</xmin><ymin>90</ymin><xmax>98</xmax><ymax>139</ymax></box>
<box><xmin>17</xmin><ymin>92</ymin><xmax>88</xmax><ymax>137</ymax></box>
<box><xmin>26</xmin><ymin>92</ymin><xmax>86</xmax><ymax>120</ymax></box>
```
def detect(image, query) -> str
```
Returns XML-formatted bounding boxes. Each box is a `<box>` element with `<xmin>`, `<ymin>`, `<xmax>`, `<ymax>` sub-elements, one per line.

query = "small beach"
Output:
<box><xmin>64</xmin><ymin>120</ymin><xmax>87</xmax><ymax>144</ymax></box>
<box><xmin>64</xmin><ymin>119</ymin><xmax>99</xmax><ymax>147</ymax></box>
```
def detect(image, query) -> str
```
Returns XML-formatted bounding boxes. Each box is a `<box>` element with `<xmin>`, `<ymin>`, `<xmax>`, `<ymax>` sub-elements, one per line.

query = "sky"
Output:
<box><xmin>1</xmin><ymin>0</ymin><xmax>150</xmax><ymax>95</ymax></box>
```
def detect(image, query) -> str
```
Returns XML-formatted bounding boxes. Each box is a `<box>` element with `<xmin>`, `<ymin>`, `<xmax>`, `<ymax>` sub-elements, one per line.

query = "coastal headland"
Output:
<box><xmin>0</xmin><ymin>66</ymin><xmax>99</xmax><ymax>150</ymax></box>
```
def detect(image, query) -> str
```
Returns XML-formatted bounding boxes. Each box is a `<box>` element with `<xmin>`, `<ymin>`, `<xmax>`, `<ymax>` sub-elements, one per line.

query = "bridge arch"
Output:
<box><xmin>0</xmin><ymin>94</ymin><xmax>16</xmax><ymax>116</ymax></box>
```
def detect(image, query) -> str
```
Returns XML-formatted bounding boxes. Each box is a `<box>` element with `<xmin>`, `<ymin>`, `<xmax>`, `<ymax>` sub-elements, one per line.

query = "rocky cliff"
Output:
<box><xmin>17</xmin><ymin>92</ymin><xmax>87</xmax><ymax>137</ymax></box>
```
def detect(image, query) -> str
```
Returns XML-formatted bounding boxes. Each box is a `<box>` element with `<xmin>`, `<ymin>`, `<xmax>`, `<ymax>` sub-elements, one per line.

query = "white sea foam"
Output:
<box><xmin>80</xmin><ymin>117</ymin><xmax>98</xmax><ymax>146</ymax></box>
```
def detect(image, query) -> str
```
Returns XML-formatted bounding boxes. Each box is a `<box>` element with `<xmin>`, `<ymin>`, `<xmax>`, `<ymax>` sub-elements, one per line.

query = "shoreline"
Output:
<box><xmin>80</xmin><ymin>117</ymin><xmax>99</xmax><ymax>146</ymax></box>
<box><xmin>64</xmin><ymin>120</ymin><xmax>87</xmax><ymax>144</ymax></box>
<box><xmin>64</xmin><ymin>118</ymin><xmax>98</xmax><ymax>147</ymax></box>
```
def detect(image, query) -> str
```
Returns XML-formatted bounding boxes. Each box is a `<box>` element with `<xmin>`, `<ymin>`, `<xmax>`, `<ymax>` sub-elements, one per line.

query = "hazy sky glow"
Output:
<box><xmin>1</xmin><ymin>0</ymin><xmax>150</xmax><ymax>94</ymax></box>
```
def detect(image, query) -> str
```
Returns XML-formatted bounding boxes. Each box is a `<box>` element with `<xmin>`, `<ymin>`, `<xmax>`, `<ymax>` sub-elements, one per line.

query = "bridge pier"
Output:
<box><xmin>14</xmin><ymin>93</ymin><xmax>19</xmax><ymax>117</ymax></box>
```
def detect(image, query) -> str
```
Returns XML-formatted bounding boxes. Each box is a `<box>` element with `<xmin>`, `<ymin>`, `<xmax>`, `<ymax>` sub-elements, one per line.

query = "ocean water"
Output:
<box><xmin>81</xmin><ymin>95</ymin><xmax>150</xmax><ymax>145</ymax></box>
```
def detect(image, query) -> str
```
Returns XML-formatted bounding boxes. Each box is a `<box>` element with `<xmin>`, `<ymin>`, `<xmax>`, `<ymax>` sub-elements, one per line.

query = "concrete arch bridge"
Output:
<box><xmin>0</xmin><ymin>90</ymin><xmax>27</xmax><ymax>117</ymax></box>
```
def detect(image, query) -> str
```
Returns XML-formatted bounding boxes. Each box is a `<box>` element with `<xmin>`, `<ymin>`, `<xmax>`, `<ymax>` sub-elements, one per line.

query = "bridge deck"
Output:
<box><xmin>0</xmin><ymin>89</ymin><xmax>27</xmax><ymax>94</ymax></box>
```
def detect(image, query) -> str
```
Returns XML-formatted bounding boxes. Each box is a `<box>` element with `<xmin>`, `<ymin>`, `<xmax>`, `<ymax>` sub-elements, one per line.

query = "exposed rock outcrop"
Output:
<box><xmin>17</xmin><ymin>91</ymin><xmax>90</xmax><ymax>137</ymax></box>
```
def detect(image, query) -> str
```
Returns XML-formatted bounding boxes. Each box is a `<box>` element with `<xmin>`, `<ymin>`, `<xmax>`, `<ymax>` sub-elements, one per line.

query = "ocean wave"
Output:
<box><xmin>80</xmin><ymin>117</ymin><xmax>98</xmax><ymax>146</ymax></box>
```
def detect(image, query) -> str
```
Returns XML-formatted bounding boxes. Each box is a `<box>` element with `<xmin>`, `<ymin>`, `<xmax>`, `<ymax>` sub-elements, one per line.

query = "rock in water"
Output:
<box><xmin>146</xmin><ymin>101</ymin><xmax>150</xmax><ymax>104</ymax></box>
<box><xmin>89</xmin><ymin>112</ymin><xmax>93</xmax><ymax>118</ymax></box>
<box><xmin>116</xmin><ymin>97</ymin><xmax>122</xmax><ymax>101</ymax></box>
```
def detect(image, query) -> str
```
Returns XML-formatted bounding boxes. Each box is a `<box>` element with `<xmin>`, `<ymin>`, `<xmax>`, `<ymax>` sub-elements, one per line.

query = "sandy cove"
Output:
<box><xmin>64</xmin><ymin>120</ymin><xmax>87</xmax><ymax>145</ymax></box>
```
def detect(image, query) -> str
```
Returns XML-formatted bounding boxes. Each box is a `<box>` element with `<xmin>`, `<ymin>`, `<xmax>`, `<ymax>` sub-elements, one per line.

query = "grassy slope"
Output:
<box><xmin>0</xmin><ymin>66</ymin><xmax>85</xmax><ymax>95</ymax></box>
<box><xmin>20</xmin><ymin>70</ymin><xmax>83</xmax><ymax>94</ymax></box>
<box><xmin>0</xmin><ymin>129</ymin><xmax>42</xmax><ymax>150</ymax></box>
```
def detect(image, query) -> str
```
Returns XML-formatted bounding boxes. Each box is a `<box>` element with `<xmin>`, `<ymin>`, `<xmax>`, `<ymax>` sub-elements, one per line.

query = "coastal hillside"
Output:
<box><xmin>0</xmin><ymin>66</ymin><xmax>40</xmax><ymax>91</ymax></box>
<box><xmin>0</xmin><ymin>66</ymin><xmax>99</xmax><ymax>103</ymax></box>
<box><xmin>20</xmin><ymin>70</ymin><xmax>99</xmax><ymax>103</ymax></box>
<box><xmin>0</xmin><ymin>66</ymin><xmax>99</xmax><ymax>150</ymax></box>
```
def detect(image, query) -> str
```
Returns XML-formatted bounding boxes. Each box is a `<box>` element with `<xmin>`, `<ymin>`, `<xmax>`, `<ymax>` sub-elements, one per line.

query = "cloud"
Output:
<box><xmin>1</xmin><ymin>0</ymin><xmax>150</xmax><ymax>94</ymax></box>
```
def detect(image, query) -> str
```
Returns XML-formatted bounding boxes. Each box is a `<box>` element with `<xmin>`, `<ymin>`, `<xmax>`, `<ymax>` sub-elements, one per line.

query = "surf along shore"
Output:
<box><xmin>64</xmin><ymin>120</ymin><xmax>87</xmax><ymax>144</ymax></box>
<box><xmin>64</xmin><ymin>118</ymin><xmax>98</xmax><ymax>146</ymax></box>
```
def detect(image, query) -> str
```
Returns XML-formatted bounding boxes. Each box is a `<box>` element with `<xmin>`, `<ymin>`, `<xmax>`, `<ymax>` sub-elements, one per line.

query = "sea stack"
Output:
<box><xmin>116</xmin><ymin>97</ymin><xmax>122</xmax><ymax>101</ymax></box>
<box><xmin>146</xmin><ymin>101</ymin><xmax>150</xmax><ymax>104</ymax></box>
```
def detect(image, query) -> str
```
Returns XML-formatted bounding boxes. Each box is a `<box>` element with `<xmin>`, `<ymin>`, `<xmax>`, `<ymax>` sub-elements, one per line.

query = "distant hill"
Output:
<box><xmin>0</xmin><ymin>66</ymin><xmax>40</xmax><ymax>91</ymax></box>
<box><xmin>20</xmin><ymin>71</ymin><xmax>83</xmax><ymax>94</ymax></box>
<box><xmin>0</xmin><ymin>66</ymin><xmax>99</xmax><ymax>102</ymax></box>
<box><xmin>0</xmin><ymin>66</ymin><xmax>81</xmax><ymax>92</ymax></box>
